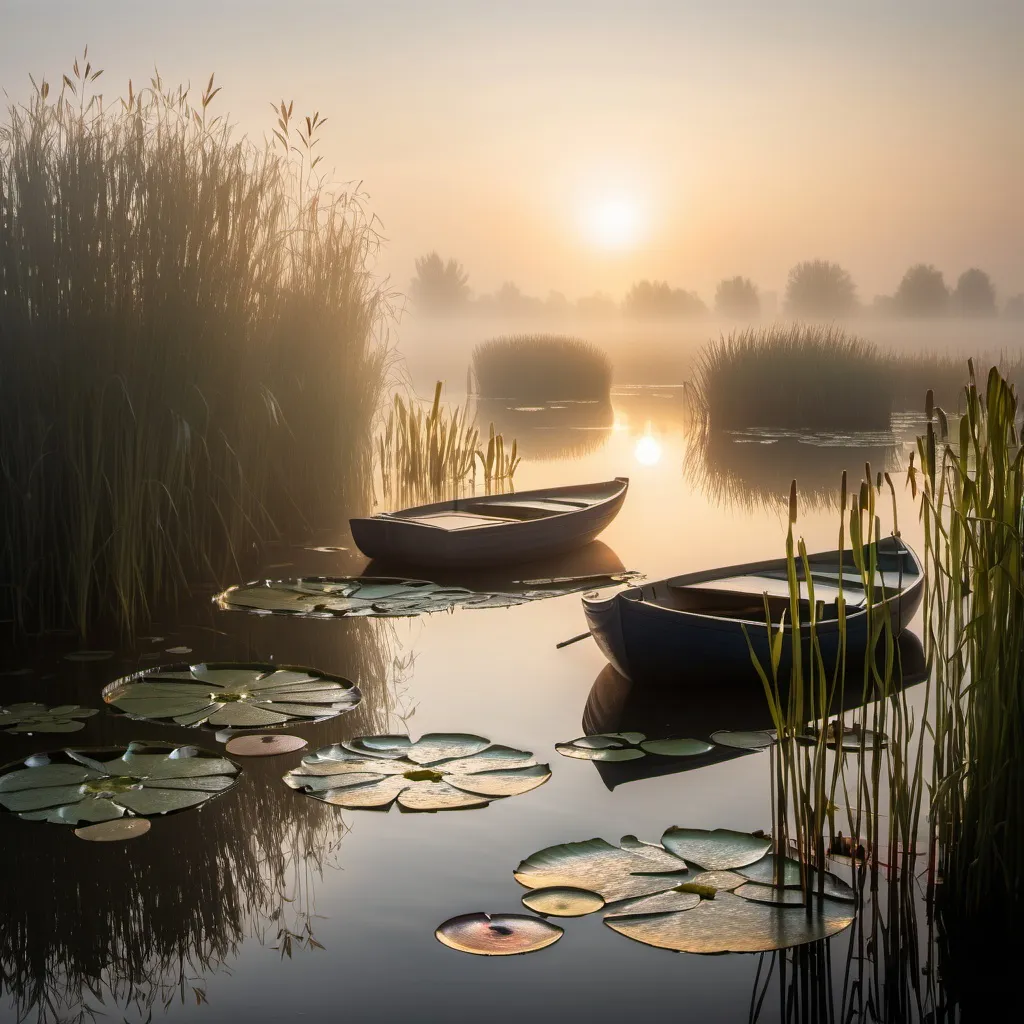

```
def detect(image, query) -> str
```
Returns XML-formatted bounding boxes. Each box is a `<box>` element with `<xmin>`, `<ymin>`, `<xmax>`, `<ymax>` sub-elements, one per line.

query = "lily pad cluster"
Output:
<box><xmin>556</xmin><ymin>732</ymin><xmax>714</xmax><ymax>762</ymax></box>
<box><xmin>284</xmin><ymin>733</ymin><xmax>551</xmax><ymax>813</ymax></box>
<box><xmin>0</xmin><ymin>702</ymin><xmax>99</xmax><ymax>734</ymax></box>
<box><xmin>0</xmin><ymin>743</ymin><xmax>240</xmax><ymax>825</ymax></box>
<box><xmin>215</xmin><ymin>573</ymin><xmax>642</xmax><ymax>619</ymax></box>
<box><xmin>103</xmin><ymin>663</ymin><xmax>361</xmax><ymax>730</ymax></box>
<box><xmin>513</xmin><ymin>828</ymin><xmax>855</xmax><ymax>953</ymax></box>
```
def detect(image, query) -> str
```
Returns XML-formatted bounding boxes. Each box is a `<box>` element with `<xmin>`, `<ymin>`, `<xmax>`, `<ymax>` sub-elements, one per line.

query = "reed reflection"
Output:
<box><xmin>475</xmin><ymin>398</ymin><xmax>613</xmax><ymax>461</ymax></box>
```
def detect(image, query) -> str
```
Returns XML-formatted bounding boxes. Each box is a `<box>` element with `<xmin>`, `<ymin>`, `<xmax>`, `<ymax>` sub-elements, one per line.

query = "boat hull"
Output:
<box><xmin>351</xmin><ymin>478</ymin><xmax>628</xmax><ymax>569</ymax></box>
<box><xmin>584</xmin><ymin>539</ymin><xmax>924</xmax><ymax>686</ymax></box>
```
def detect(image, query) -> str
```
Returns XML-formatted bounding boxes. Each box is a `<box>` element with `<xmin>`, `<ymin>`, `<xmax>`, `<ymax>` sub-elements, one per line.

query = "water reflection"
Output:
<box><xmin>686</xmin><ymin>425</ymin><xmax>902</xmax><ymax>511</ymax></box>
<box><xmin>474</xmin><ymin>398</ymin><xmax>613</xmax><ymax>460</ymax></box>
<box><xmin>581</xmin><ymin>632</ymin><xmax>926</xmax><ymax>791</ymax></box>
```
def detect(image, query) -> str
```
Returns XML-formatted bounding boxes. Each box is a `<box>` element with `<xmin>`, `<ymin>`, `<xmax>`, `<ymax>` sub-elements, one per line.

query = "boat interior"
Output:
<box><xmin>387</xmin><ymin>492</ymin><xmax>613</xmax><ymax>530</ymax></box>
<box><xmin>644</xmin><ymin>548</ymin><xmax>920</xmax><ymax>624</ymax></box>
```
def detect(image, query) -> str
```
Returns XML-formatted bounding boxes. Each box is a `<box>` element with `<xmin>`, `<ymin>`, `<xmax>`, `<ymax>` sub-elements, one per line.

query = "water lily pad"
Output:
<box><xmin>556</xmin><ymin>732</ymin><xmax>714</xmax><ymax>762</ymax></box>
<box><xmin>711</xmin><ymin>730</ymin><xmax>776</xmax><ymax>751</ymax></box>
<box><xmin>736</xmin><ymin>853</ymin><xmax>803</xmax><ymax>887</ymax></box>
<box><xmin>165</xmin><ymin>646</ymin><xmax>192</xmax><ymax>655</ymax></box>
<box><xmin>225</xmin><ymin>734</ymin><xmax>308</xmax><ymax>757</ymax></box>
<box><xmin>661</xmin><ymin>827</ymin><xmax>773</xmax><ymax>870</ymax></box>
<box><xmin>639</xmin><ymin>738</ymin><xmax>715</xmax><ymax>757</ymax></box>
<box><xmin>521</xmin><ymin>887</ymin><xmax>606</xmax><ymax>917</ymax></box>
<box><xmin>604</xmin><ymin>889</ymin><xmax>854</xmax><ymax>953</ymax></box>
<box><xmin>1</xmin><ymin>703</ymin><xmax>99</xmax><ymax>734</ymax></box>
<box><xmin>215</xmin><ymin>572</ymin><xmax>640</xmax><ymax>620</ymax></box>
<box><xmin>733</xmin><ymin>882</ymin><xmax>806</xmax><ymax>906</ymax></box>
<box><xmin>435</xmin><ymin>913</ymin><xmax>562</xmax><ymax>955</ymax></box>
<box><xmin>284</xmin><ymin>734</ymin><xmax>550</xmax><ymax>813</ymax></box>
<box><xmin>0</xmin><ymin>742</ymin><xmax>240</xmax><ymax>825</ymax></box>
<box><xmin>514</xmin><ymin>837</ymin><xmax>689</xmax><ymax>902</ymax></box>
<box><xmin>75</xmin><ymin>818</ymin><xmax>152</xmax><ymax>842</ymax></box>
<box><xmin>103</xmin><ymin>662</ymin><xmax>361</xmax><ymax>730</ymax></box>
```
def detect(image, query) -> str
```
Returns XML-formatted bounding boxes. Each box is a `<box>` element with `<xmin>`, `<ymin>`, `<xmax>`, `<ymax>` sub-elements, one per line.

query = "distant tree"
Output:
<box><xmin>484</xmin><ymin>281</ymin><xmax>543</xmax><ymax>317</ymax></box>
<box><xmin>714</xmin><ymin>276</ymin><xmax>760</xmax><ymax>318</ymax></box>
<box><xmin>953</xmin><ymin>268</ymin><xmax>997</xmax><ymax>317</ymax></box>
<box><xmin>408</xmin><ymin>252</ymin><xmax>470</xmax><ymax>313</ymax></box>
<box><xmin>894</xmin><ymin>264</ymin><xmax>948</xmax><ymax>317</ymax></box>
<box><xmin>623</xmin><ymin>280</ymin><xmax>706</xmax><ymax>318</ymax></box>
<box><xmin>784</xmin><ymin>260</ymin><xmax>858</xmax><ymax>318</ymax></box>
<box><xmin>545</xmin><ymin>290</ymin><xmax>571</xmax><ymax>317</ymax></box>
<box><xmin>576</xmin><ymin>291</ymin><xmax>618</xmax><ymax>318</ymax></box>
<box><xmin>871</xmin><ymin>294</ymin><xmax>897</xmax><ymax>316</ymax></box>
<box><xmin>1006</xmin><ymin>293</ymin><xmax>1024</xmax><ymax>320</ymax></box>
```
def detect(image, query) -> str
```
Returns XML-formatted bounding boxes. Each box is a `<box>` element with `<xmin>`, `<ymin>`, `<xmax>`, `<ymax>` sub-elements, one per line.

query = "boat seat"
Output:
<box><xmin>459</xmin><ymin>499</ymin><xmax>586</xmax><ymax>520</ymax></box>
<box><xmin>399</xmin><ymin>511</ymin><xmax>521</xmax><ymax>530</ymax></box>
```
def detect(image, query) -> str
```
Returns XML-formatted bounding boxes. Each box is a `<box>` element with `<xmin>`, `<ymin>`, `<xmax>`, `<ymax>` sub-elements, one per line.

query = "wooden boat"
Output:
<box><xmin>350</xmin><ymin>477</ymin><xmax>628</xmax><ymax>568</ymax></box>
<box><xmin>582</xmin><ymin>537</ymin><xmax>924</xmax><ymax>685</ymax></box>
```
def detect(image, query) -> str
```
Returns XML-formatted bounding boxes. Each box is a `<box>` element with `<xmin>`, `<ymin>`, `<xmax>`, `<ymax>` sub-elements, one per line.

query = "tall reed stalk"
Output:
<box><xmin>0</xmin><ymin>55</ymin><xmax>392</xmax><ymax>638</ymax></box>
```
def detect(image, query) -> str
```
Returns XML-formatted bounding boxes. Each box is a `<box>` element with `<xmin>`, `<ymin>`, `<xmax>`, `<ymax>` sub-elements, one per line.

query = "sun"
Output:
<box><xmin>583</xmin><ymin>196</ymin><xmax>644</xmax><ymax>250</ymax></box>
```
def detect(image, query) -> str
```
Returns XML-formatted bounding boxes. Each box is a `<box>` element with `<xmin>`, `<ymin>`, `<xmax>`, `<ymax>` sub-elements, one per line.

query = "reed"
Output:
<box><xmin>471</xmin><ymin>334</ymin><xmax>612</xmax><ymax>402</ymax></box>
<box><xmin>0</xmin><ymin>56</ymin><xmax>391</xmax><ymax>639</ymax></box>
<box><xmin>377</xmin><ymin>381</ymin><xmax>520</xmax><ymax>506</ymax></box>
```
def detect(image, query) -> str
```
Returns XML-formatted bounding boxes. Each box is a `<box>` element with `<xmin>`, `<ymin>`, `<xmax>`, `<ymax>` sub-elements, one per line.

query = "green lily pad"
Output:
<box><xmin>215</xmin><ymin>573</ymin><xmax>641</xmax><ymax>620</ymax></box>
<box><xmin>0</xmin><ymin>743</ymin><xmax>240</xmax><ymax>825</ymax></box>
<box><xmin>661</xmin><ymin>827</ymin><xmax>773</xmax><ymax>870</ymax></box>
<box><xmin>710</xmin><ymin>730</ymin><xmax>776</xmax><ymax>751</ymax></box>
<box><xmin>284</xmin><ymin>734</ymin><xmax>550</xmax><ymax>813</ymax></box>
<box><xmin>0</xmin><ymin>703</ymin><xmax>99</xmax><ymax>734</ymax></box>
<box><xmin>556</xmin><ymin>732</ymin><xmax>715</xmax><ymax>762</ymax></box>
<box><xmin>435</xmin><ymin>913</ymin><xmax>563</xmax><ymax>955</ymax></box>
<box><xmin>733</xmin><ymin>882</ymin><xmax>807</xmax><ymax>906</ymax></box>
<box><xmin>521</xmin><ymin>887</ymin><xmax>606</xmax><ymax>917</ymax></box>
<box><xmin>736</xmin><ymin>853</ymin><xmax>803</xmax><ymax>887</ymax></box>
<box><xmin>604</xmin><ymin>889</ymin><xmax>854</xmax><ymax>953</ymax></box>
<box><xmin>75</xmin><ymin>818</ymin><xmax>152</xmax><ymax>842</ymax></box>
<box><xmin>103</xmin><ymin>662</ymin><xmax>361</xmax><ymax>730</ymax></box>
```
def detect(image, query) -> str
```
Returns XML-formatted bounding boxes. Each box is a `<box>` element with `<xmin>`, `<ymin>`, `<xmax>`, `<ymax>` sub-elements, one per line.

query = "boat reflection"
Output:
<box><xmin>686</xmin><ymin>425</ymin><xmax>902</xmax><ymax>511</ymax></box>
<box><xmin>581</xmin><ymin>630</ymin><xmax>926</xmax><ymax>790</ymax></box>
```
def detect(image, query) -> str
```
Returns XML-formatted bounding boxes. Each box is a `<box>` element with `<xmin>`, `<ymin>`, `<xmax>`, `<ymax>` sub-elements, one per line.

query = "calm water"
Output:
<box><xmin>0</xmin><ymin>392</ymin><xmax>941</xmax><ymax>1023</ymax></box>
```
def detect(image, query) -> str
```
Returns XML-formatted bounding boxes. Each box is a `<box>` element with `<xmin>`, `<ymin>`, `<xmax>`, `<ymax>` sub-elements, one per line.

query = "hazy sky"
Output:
<box><xmin>2</xmin><ymin>0</ymin><xmax>1022</xmax><ymax>303</ymax></box>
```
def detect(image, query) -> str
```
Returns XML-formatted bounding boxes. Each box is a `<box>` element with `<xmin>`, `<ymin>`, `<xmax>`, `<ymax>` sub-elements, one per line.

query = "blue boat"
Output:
<box><xmin>582</xmin><ymin>537</ymin><xmax>924</xmax><ymax>686</ymax></box>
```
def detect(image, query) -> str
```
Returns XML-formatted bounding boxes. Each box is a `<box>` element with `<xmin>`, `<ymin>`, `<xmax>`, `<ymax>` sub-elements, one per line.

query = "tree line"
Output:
<box><xmin>410</xmin><ymin>252</ymin><xmax>1024</xmax><ymax>319</ymax></box>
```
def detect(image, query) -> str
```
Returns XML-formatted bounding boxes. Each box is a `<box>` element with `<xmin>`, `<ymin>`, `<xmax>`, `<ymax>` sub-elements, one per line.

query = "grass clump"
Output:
<box><xmin>377</xmin><ymin>382</ymin><xmax>519</xmax><ymax>507</ymax></box>
<box><xmin>693</xmin><ymin>324</ymin><xmax>891</xmax><ymax>431</ymax></box>
<box><xmin>472</xmin><ymin>334</ymin><xmax>612</xmax><ymax>402</ymax></box>
<box><xmin>0</xmin><ymin>57</ymin><xmax>391</xmax><ymax>637</ymax></box>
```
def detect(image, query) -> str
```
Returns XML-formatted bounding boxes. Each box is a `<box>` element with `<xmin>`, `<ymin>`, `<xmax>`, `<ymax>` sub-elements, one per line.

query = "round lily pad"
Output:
<box><xmin>0</xmin><ymin>743</ymin><xmax>240</xmax><ymax>825</ymax></box>
<box><xmin>103</xmin><ymin>662</ymin><xmax>361</xmax><ymax>730</ymax></box>
<box><xmin>521</xmin><ymin>886</ymin><xmax>605</xmax><ymax>917</ymax></box>
<box><xmin>285</xmin><ymin>733</ymin><xmax>550</xmax><ymax>813</ymax></box>
<box><xmin>639</xmin><ymin>738</ymin><xmax>715</xmax><ymax>757</ymax></box>
<box><xmin>1</xmin><ymin>703</ymin><xmax>99</xmax><ymax>734</ymax></box>
<box><xmin>225</xmin><ymin>734</ymin><xmax>308</xmax><ymax>758</ymax></box>
<box><xmin>733</xmin><ymin>882</ymin><xmax>806</xmax><ymax>906</ymax></box>
<box><xmin>74</xmin><ymin>818</ymin><xmax>152</xmax><ymax>842</ymax></box>
<box><xmin>435</xmin><ymin>913</ymin><xmax>563</xmax><ymax>955</ymax></box>
<box><xmin>661</xmin><ymin>827</ymin><xmax>773</xmax><ymax>870</ymax></box>
<box><xmin>711</xmin><ymin>730</ymin><xmax>775</xmax><ymax>751</ymax></box>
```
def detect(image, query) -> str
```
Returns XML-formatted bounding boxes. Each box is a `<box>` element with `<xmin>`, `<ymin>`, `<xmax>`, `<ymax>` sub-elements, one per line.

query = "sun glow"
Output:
<box><xmin>634</xmin><ymin>429</ymin><xmax>662</xmax><ymax>466</ymax></box>
<box><xmin>582</xmin><ymin>196</ymin><xmax>645</xmax><ymax>250</ymax></box>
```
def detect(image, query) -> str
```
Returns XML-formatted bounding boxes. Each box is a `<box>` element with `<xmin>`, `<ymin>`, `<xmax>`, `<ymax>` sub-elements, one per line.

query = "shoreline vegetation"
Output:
<box><xmin>0</xmin><ymin>58</ymin><xmax>392</xmax><ymax>638</ymax></box>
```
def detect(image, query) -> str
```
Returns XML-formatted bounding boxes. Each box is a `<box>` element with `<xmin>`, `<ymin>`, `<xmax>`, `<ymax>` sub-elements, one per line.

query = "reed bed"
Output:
<box><xmin>471</xmin><ymin>334</ymin><xmax>612</xmax><ymax>402</ymax></box>
<box><xmin>0</xmin><ymin>59</ymin><xmax>391</xmax><ymax>638</ymax></box>
<box><xmin>377</xmin><ymin>381</ymin><xmax>520</xmax><ymax>507</ymax></box>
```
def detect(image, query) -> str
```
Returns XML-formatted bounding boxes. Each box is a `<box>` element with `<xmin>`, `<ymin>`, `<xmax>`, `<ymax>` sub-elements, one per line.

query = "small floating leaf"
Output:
<box><xmin>435</xmin><ymin>913</ymin><xmax>562</xmax><ymax>955</ymax></box>
<box><xmin>225</xmin><ymin>734</ymin><xmax>308</xmax><ymax>757</ymax></box>
<box><xmin>75</xmin><ymin>818</ymin><xmax>152</xmax><ymax>842</ymax></box>
<box><xmin>522</xmin><ymin>886</ymin><xmax>605</xmax><ymax>917</ymax></box>
<box><xmin>165</xmin><ymin>646</ymin><xmax>192</xmax><ymax>655</ymax></box>
<box><xmin>661</xmin><ymin>827</ymin><xmax>772</xmax><ymax>871</ymax></box>
<box><xmin>639</xmin><ymin>738</ymin><xmax>715</xmax><ymax>757</ymax></box>
<box><xmin>1</xmin><ymin>703</ymin><xmax>99</xmax><ymax>734</ymax></box>
<box><xmin>555</xmin><ymin>743</ymin><xmax>645</xmax><ymax>762</ymax></box>
<box><xmin>711</xmin><ymin>730</ymin><xmax>775</xmax><ymax>751</ymax></box>
<box><xmin>734</xmin><ymin>882</ymin><xmax>806</xmax><ymax>906</ymax></box>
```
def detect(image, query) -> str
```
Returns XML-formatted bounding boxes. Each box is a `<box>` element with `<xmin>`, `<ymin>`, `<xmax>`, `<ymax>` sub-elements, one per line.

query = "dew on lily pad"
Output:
<box><xmin>556</xmin><ymin>732</ymin><xmax>714</xmax><ymax>762</ymax></box>
<box><xmin>284</xmin><ymin>733</ymin><xmax>550</xmax><ymax>813</ymax></box>
<box><xmin>521</xmin><ymin>886</ymin><xmax>606</xmax><ymax>917</ymax></box>
<box><xmin>103</xmin><ymin>662</ymin><xmax>361</xmax><ymax>730</ymax></box>
<box><xmin>0</xmin><ymin>742</ymin><xmax>240</xmax><ymax>825</ymax></box>
<box><xmin>435</xmin><ymin>913</ymin><xmax>562</xmax><ymax>955</ymax></box>
<box><xmin>75</xmin><ymin>818</ymin><xmax>152</xmax><ymax>842</ymax></box>
<box><xmin>1</xmin><ymin>703</ymin><xmax>99</xmax><ymax>734</ymax></box>
<box><xmin>711</xmin><ymin>730</ymin><xmax>776</xmax><ymax>751</ymax></box>
<box><xmin>226</xmin><ymin>733</ymin><xmax>308</xmax><ymax>758</ymax></box>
